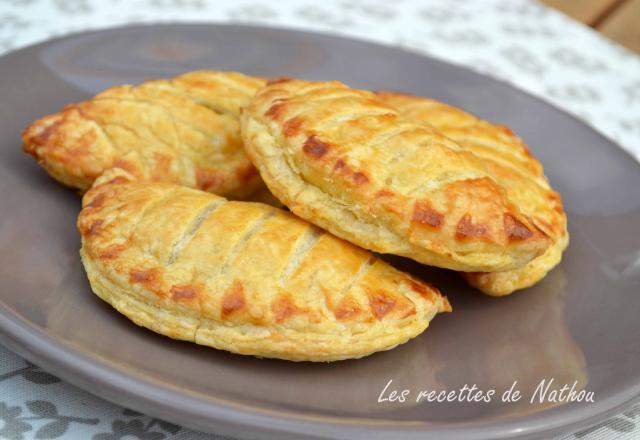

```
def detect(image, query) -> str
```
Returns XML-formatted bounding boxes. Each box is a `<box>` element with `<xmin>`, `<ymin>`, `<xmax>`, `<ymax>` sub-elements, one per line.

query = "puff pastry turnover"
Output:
<box><xmin>241</xmin><ymin>79</ymin><xmax>550</xmax><ymax>272</ymax></box>
<box><xmin>23</xmin><ymin>70</ymin><xmax>266</xmax><ymax>198</ymax></box>
<box><xmin>377</xmin><ymin>92</ymin><xmax>568</xmax><ymax>295</ymax></box>
<box><xmin>78</xmin><ymin>169</ymin><xmax>450</xmax><ymax>361</ymax></box>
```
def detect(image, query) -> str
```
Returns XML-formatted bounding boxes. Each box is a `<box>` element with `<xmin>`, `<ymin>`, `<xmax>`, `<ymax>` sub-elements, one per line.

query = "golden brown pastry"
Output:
<box><xmin>23</xmin><ymin>70</ymin><xmax>266</xmax><ymax>198</ymax></box>
<box><xmin>78</xmin><ymin>169</ymin><xmax>450</xmax><ymax>362</ymax></box>
<box><xmin>241</xmin><ymin>79</ymin><xmax>550</xmax><ymax>272</ymax></box>
<box><xmin>377</xmin><ymin>92</ymin><xmax>568</xmax><ymax>295</ymax></box>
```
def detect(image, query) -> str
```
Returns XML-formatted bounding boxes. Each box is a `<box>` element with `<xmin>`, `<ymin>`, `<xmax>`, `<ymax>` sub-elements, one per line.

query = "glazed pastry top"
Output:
<box><xmin>22</xmin><ymin>70</ymin><xmax>265</xmax><ymax>198</ymax></box>
<box><xmin>377</xmin><ymin>92</ymin><xmax>568</xmax><ymax>295</ymax></box>
<box><xmin>241</xmin><ymin>79</ymin><xmax>550</xmax><ymax>272</ymax></box>
<box><xmin>77</xmin><ymin>169</ymin><xmax>450</xmax><ymax>361</ymax></box>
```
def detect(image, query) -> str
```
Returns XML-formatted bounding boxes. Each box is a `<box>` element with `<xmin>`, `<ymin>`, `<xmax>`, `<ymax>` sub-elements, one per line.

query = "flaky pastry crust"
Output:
<box><xmin>377</xmin><ymin>92</ymin><xmax>568</xmax><ymax>295</ymax></box>
<box><xmin>23</xmin><ymin>70</ymin><xmax>266</xmax><ymax>198</ymax></box>
<box><xmin>241</xmin><ymin>79</ymin><xmax>550</xmax><ymax>272</ymax></box>
<box><xmin>77</xmin><ymin>169</ymin><xmax>450</xmax><ymax>361</ymax></box>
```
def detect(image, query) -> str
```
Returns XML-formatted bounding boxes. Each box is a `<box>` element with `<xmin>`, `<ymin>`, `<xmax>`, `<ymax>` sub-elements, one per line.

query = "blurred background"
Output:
<box><xmin>544</xmin><ymin>0</ymin><xmax>638</xmax><ymax>54</ymax></box>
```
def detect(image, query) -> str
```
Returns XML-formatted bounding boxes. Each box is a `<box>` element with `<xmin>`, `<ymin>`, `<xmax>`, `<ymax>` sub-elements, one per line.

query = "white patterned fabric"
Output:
<box><xmin>0</xmin><ymin>0</ymin><xmax>639</xmax><ymax>439</ymax></box>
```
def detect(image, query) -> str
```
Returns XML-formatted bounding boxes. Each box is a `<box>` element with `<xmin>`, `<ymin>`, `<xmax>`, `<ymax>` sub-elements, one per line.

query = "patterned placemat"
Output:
<box><xmin>1</xmin><ymin>0</ymin><xmax>639</xmax><ymax>439</ymax></box>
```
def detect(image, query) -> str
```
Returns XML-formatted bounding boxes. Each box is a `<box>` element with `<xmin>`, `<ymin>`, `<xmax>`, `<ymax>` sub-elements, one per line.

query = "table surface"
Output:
<box><xmin>0</xmin><ymin>1</ymin><xmax>639</xmax><ymax>439</ymax></box>
<box><xmin>542</xmin><ymin>0</ymin><xmax>640</xmax><ymax>53</ymax></box>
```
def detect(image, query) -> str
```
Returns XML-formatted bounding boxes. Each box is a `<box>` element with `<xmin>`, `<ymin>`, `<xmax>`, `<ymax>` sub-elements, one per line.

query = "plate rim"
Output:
<box><xmin>1</xmin><ymin>22</ymin><xmax>639</xmax><ymax>440</ymax></box>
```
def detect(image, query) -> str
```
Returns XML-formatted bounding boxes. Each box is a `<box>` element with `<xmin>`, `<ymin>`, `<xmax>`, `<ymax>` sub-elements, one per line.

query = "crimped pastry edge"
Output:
<box><xmin>241</xmin><ymin>112</ymin><xmax>533</xmax><ymax>272</ymax></box>
<box><xmin>463</xmin><ymin>233</ymin><xmax>569</xmax><ymax>296</ymax></box>
<box><xmin>81</xmin><ymin>248</ymin><xmax>443</xmax><ymax>362</ymax></box>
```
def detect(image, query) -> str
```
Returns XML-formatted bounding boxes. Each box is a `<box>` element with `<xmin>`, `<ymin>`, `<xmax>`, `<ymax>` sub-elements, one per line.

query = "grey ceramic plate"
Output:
<box><xmin>0</xmin><ymin>24</ymin><xmax>639</xmax><ymax>440</ymax></box>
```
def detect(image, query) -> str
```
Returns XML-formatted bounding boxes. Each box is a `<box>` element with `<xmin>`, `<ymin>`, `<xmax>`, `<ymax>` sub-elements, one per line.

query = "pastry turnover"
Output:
<box><xmin>22</xmin><ymin>70</ymin><xmax>266</xmax><ymax>198</ymax></box>
<box><xmin>78</xmin><ymin>169</ymin><xmax>450</xmax><ymax>361</ymax></box>
<box><xmin>241</xmin><ymin>79</ymin><xmax>550</xmax><ymax>272</ymax></box>
<box><xmin>377</xmin><ymin>92</ymin><xmax>568</xmax><ymax>295</ymax></box>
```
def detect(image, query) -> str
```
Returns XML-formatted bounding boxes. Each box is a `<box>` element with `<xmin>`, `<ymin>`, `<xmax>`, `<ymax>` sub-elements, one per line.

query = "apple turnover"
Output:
<box><xmin>23</xmin><ymin>70</ymin><xmax>266</xmax><ymax>198</ymax></box>
<box><xmin>241</xmin><ymin>79</ymin><xmax>550</xmax><ymax>272</ymax></box>
<box><xmin>78</xmin><ymin>169</ymin><xmax>450</xmax><ymax>361</ymax></box>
